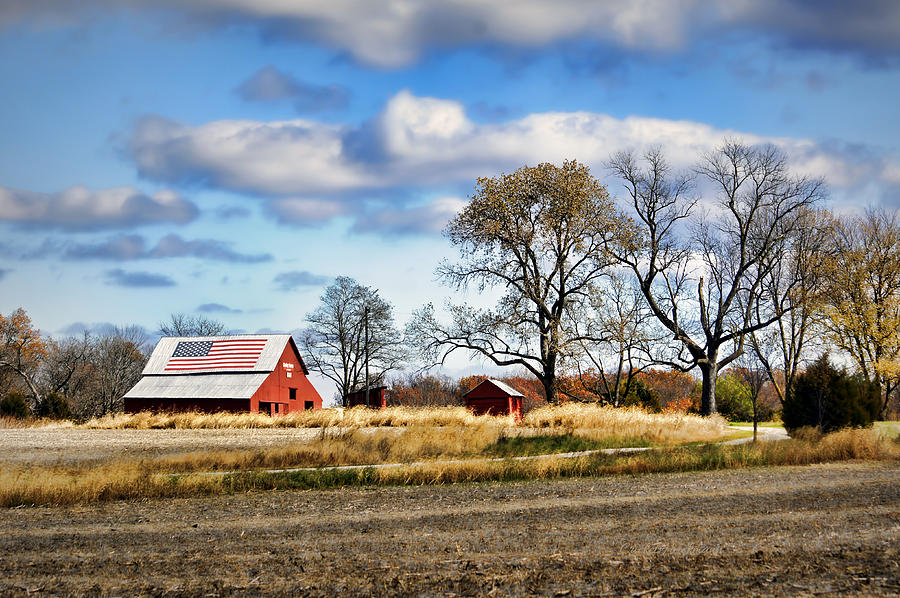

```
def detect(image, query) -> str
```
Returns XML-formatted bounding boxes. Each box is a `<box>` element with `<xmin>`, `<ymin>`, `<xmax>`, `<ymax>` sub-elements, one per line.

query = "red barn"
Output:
<box><xmin>346</xmin><ymin>386</ymin><xmax>387</xmax><ymax>408</ymax></box>
<box><xmin>123</xmin><ymin>334</ymin><xmax>322</xmax><ymax>415</ymax></box>
<box><xmin>464</xmin><ymin>379</ymin><xmax>524</xmax><ymax>421</ymax></box>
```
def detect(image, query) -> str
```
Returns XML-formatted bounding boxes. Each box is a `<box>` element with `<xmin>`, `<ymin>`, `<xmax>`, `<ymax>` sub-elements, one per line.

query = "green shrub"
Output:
<box><xmin>784</xmin><ymin>355</ymin><xmax>881</xmax><ymax>434</ymax></box>
<box><xmin>715</xmin><ymin>372</ymin><xmax>754</xmax><ymax>421</ymax></box>
<box><xmin>0</xmin><ymin>392</ymin><xmax>29</xmax><ymax>418</ymax></box>
<box><xmin>36</xmin><ymin>391</ymin><xmax>72</xmax><ymax>419</ymax></box>
<box><xmin>621</xmin><ymin>378</ymin><xmax>661</xmax><ymax>412</ymax></box>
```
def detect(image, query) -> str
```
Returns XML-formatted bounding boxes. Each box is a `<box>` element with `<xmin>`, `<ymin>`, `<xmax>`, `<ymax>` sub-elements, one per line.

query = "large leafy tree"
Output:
<box><xmin>823</xmin><ymin>208</ymin><xmax>900</xmax><ymax>417</ymax></box>
<box><xmin>411</xmin><ymin>160</ymin><xmax>636</xmax><ymax>404</ymax></box>
<box><xmin>302</xmin><ymin>276</ymin><xmax>405</xmax><ymax>406</ymax></box>
<box><xmin>608</xmin><ymin>142</ymin><xmax>826</xmax><ymax>415</ymax></box>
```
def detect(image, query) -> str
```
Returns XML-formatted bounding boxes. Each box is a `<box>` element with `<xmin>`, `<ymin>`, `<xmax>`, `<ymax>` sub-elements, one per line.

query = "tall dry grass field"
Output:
<box><xmin>3</xmin><ymin>427</ymin><xmax>896</xmax><ymax>507</ymax></box>
<box><xmin>77</xmin><ymin>403</ymin><xmax>726</xmax><ymax>440</ymax></box>
<box><xmin>82</xmin><ymin>406</ymin><xmax>508</xmax><ymax>429</ymax></box>
<box><xmin>148</xmin><ymin>424</ymin><xmax>505</xmax><ymax>473</ymax></box>
<box><xmin>524</xmin><ymin>403</ymin><xmax>729</xmax><ymax>443</ymax></box>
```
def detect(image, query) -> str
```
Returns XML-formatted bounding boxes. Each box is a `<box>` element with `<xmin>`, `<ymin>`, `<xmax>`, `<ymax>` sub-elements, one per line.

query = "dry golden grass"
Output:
<box><xmin>77</xmin><ymin>404</ymin><xmax>725</xmax><ymax>439</ymax></box>
<box><xmin>82</xmin><ymin>406</ymin><xmax>508</xmax><ymax>429</ymax></box>
<box><xmin>0</xmin><ymin>462</ymin><xmax>220</xmax><ymax>506</ymax></box>
<box><xmin>148</xmin><ymin>423</ymin><xmax>504</xmax><ymax>473</ymax></box>
<box><xmin>2</xmin><ymin>427</ymin><xmax>895</xmax><ymax>507</ymax></box>
<box><xmin>524</xmin><ymin>403</ymin><xmax>729</xmax><ymax>443</ymax></box>
<box><xmin>0</xmin><ymin>416</ymin><xmax>74</xmax><ymax>429</ymax></box>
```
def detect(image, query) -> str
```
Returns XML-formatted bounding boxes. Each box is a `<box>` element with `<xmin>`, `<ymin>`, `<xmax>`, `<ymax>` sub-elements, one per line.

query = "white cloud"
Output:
<box><xmin>265</xmin><ymin>198</ymin><xmax>350</xmax><ymax>225</ymax></box>
<box><xmin>352</xmin><ymin>196</ymin><xmax>467</xmax><ymax>236</ymax></box>
<box><xmin>0</xmin><ymin>184</ymin><xmax>197</xmax><ymax>230</ymax></box>
<box><xmin>129</xmin><ymin>90</ymin><xmax>898</xmax><ymax>210</ymax></box>
<box><xmin>2</xmin><ymin>1</ymin><xmax>898</xmax><ymax>66</ymax></box>
<box><xmin>130</xmin><ymin>115</ymin><xmax>372</xmax><ymax>196</ymax></box>
<box><xmin>881</xmin><ymin>161</ymin><xmax>900</xmax><ymax>185</ymax></box>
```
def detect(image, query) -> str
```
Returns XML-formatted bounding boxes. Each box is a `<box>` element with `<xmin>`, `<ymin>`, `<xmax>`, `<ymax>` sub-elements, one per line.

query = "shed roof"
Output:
<box><xmin>141</xmin><ymin>334</ymin><xmax>307</xmax><ymax>376</ymax></box>
<box><xmin>464</xmin><ymin>379</ymin><xmax>525</xmax><ymax>398</ymax></box>
<box><xmin>123</xmin><ymin>373</ymin><xmax>269</xmax><ymax>400</ymax></box>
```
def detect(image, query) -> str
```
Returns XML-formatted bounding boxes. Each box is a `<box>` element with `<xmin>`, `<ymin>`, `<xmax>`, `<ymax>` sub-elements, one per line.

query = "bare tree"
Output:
<box><xmin>302</xmin><ymin>276</ymin><xmax>405</xmax><ymax>405</ymax></box>
<box><xmin>410</xmin><ymin>160</ymin><xmax>636</xmax><ymax>403</ymax></box>
<box><xmin>747</xmin><ymin>207</ymin><xmax>834</xmax><ymax>409</ymax></box>
<box><xmin>608</xmin><ymin>141</ymin><xmax>826</xmax><ymax>415</ymax></box>
<box><xmin>570</xmin><ymin>272</ymin><xmax>668</xmax><ymax>405</ymax></box>
<box><xmin>82</xmin><ymin>326</ymin><xmax>148</xmax><ymax>417</ymax></box>
<box><xmin>736</xmin><ymin>351</ymin><xmax>770</xmax><ymax>442</ymax></box>
<box><xmin>389</xmin><ymin>373</ymin><xmax>460</xmax><ymax>407</ymax></box>
<box><xmin>158</xmin><ymin>313</ymin><xmax>226</xmax><ymax>337</ymax></box>
<box><xmin>40</xmin><ymin>333</ymin><xmax>92</xmax><ymax>401</ymax></box>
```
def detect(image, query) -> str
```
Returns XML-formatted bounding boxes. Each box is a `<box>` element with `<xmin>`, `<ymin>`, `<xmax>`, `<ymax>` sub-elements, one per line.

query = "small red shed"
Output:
<box><xmin>464</xmin><ymin>379</ymin><xmax>524</xmax><ymax>421</ymax></box>
<box><xmin>345</xmin><ymin>386</ymin><xmax>387</xmax><ymax>408</ymax></box>
<box><xmin>123</xmin><ymin>334</ymin><xmax>322</xmax><ymax>415</ymax></box>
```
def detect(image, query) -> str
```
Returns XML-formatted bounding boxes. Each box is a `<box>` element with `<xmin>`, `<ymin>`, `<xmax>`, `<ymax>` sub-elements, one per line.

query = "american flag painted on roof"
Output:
<box><xmin>164</xmin><ymin>338</ymin><xmax>267</xmax><ymax>371</ymax></box>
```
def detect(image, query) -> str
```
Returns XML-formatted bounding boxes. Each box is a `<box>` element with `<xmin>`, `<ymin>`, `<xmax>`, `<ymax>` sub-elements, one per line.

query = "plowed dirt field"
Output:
<box><xmin>1</xmin><ymin>461</ymin><xmax>897</xmax><ymax>596</ymax></box>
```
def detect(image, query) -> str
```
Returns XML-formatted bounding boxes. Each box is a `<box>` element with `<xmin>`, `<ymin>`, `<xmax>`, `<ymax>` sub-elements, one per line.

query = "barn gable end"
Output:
<box><xmin>463</xmin><ymin>379</ymin><xmax>524</xmax><ymax>420</ymax></box>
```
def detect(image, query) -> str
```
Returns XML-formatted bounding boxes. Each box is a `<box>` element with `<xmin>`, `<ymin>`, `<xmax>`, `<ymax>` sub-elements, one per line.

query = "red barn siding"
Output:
<box><xmin>464</xmin><ymin>380</ymin><xmax>524</xmax><ymax>421</ymax></box>
<box><xmin>250</xmin><ymin>343</ymin><xmax>322</xmax><ymax>415</ymax></box>
<box><xmin>124</xmin><ymin>398</ymin><xmax>251</xmax><ymax>413</ymax></box>
<box><xmin>346</xmin><ymin>386</ymin><xmax>387</xmax><ymax>408</ymax></box>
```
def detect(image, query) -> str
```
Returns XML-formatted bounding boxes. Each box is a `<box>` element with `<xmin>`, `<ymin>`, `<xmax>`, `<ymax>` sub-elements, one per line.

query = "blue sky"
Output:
<box><xmin>1</xmin><ymin>1</ymin><xmax>899</xmax><ymax>396</ymax></box>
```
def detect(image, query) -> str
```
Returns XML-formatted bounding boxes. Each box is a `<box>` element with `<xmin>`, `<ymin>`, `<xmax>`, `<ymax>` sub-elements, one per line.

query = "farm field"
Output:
<box><xmin>0</xmin><ymin>427</ymin><xmax>327</xmax><ymax>466</ymax></box>
<box><xmin>0</xmin><ymin>462</ymin><xmax>897</xmax><ymax>597</ymax></box>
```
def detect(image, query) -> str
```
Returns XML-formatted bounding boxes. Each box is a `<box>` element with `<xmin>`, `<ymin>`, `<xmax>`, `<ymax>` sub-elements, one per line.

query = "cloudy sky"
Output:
<box><xmin>1</xmin><ymin>1</ymin><xmax>899</xmax><ymax>394</ymax></box>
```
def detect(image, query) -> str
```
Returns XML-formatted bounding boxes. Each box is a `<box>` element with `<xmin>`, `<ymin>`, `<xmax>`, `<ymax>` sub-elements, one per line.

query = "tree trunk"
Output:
<box><xmin>543</xmin><ymin>370</ymin><xmax>558</xmax><ymax>405</ymax></box>
<box><xmin>752</xmin><ymin>396</ymin><xmax>758</xmax><ymax>443</ymax></box>
<box><xmin>699</xmin><ymin>362</ymin><xmax>718</xmax><ymax>416</ymax></box>
<box><xmin>0</xmin><ymin>361</ymin><xmax>42</xmax><ymax>414</ymax></box>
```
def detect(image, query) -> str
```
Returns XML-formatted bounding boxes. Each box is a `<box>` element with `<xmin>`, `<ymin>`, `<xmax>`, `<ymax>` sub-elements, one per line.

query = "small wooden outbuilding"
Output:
<box><xmin>345</xmin><ymin>386</ymin><xmax>387</xmax><ymax>408</ymax></box>
<box><xmin>123</xmin><ymin>334</ymin><xmax>322</xmax><ymax>415</ymax></box>
<box><xmin>464</xmin><ymin>379</ymin><xmax>524</xmax><ymax>420</ymax></box>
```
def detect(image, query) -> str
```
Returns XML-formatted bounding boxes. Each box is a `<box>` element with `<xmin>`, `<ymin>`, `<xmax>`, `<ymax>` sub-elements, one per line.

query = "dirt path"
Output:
<box><xmin>724</xmin><ymin>425</ymin><xmax>790</xmax><ymax>444</ymax></box>
<box><xmin>1</xmin><ymin>461</ymin><xmax>897</xmax><ymax>596</ymax></box>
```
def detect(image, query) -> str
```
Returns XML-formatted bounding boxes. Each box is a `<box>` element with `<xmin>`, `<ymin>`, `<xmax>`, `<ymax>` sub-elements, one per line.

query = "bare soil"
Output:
<box><xmin>1</xmin><ymin>461</ymin><xmax>897</xmax><ymax>596</ymax></box>
<box><xmin>0</xmin><ymin>428</ymin><xmax>326</xmax><ymax>465</ymax></box>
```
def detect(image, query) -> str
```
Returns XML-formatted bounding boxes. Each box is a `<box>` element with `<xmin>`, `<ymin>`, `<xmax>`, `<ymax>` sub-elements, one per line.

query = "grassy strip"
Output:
<box><xmin>484</xmin><ymin>434</ymin><xmax>651</xmax><ymax>457</ymax></box>
<box><xmin>2</xmin><ymin>428</ymin><xmax>895</xmax><ymax>507</ymax></box>
<box><xmin>874</xmin><ymin>421</ymin><xmax>900</xmax><ymax>439</ymax></box>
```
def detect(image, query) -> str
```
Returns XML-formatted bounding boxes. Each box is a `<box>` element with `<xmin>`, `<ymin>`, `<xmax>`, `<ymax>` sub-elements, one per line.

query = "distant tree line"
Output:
<box><xmin>0</xmin><ymin>311</ymin><xmax>227</xmax><ymax>420</ymax></box>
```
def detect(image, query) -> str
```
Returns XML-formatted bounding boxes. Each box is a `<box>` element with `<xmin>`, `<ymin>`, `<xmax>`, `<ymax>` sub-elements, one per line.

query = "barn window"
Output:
<box><xmin>304</xmin><ymin>401</ymin><xmax>314</xmax><ymax>411</ymax></box>
<box><xmin>289</xmin><ymin>388</ymin><xmax>297</xmax><ymax>401</ymax></box>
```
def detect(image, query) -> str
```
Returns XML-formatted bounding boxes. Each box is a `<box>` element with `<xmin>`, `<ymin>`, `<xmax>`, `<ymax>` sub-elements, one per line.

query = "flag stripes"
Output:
<box><xmin>164</xmin><ymin>339</ymin><xmax>267</xmax><ymax>371</ymax></box>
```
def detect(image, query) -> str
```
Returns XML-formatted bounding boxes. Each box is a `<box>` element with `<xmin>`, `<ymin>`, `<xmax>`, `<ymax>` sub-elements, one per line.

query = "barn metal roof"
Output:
<box><xmin>487</xmin><ymin>379</ymin><xmax>525</xmax><ymax>397</ymax></box>
<box><xmin>464</xmin><ymin>379</ymin><xmax>525</xmax><ymax>398</ymax></box>
<box><xmin>141</xmin><ymin>334</ymin><xmax>304</xmax><ymax>376</ymax></box>
<box><xmin>123</xmin><ymin>373</ymin><xmax>269</xmax><ymax>400</ymax></box>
